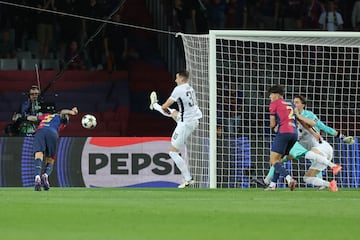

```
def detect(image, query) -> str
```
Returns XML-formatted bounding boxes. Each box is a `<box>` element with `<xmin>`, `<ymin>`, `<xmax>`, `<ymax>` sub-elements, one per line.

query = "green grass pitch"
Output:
<box><xmin>0</xmin><ymin>188</ymin><xmax>359</xmax><ymax>240</ymax></box>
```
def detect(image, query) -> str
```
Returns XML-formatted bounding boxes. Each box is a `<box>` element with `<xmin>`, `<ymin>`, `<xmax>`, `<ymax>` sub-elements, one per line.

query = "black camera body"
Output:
<box><xmin>38</xmin><ymin>102</ymin><xmax>56</xmax><ymax>114</ymax></box>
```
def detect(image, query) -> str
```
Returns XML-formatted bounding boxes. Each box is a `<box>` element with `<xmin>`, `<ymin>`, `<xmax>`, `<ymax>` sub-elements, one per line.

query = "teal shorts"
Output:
<box><xmin>289</xmin><ymin>141</ymin><xmax>309</xmax><ymax>160</ymax></box>
<box><xmin>287</xmin><ymin>141</ymin><xmax>323</xmax><ymax>179</ymax></box>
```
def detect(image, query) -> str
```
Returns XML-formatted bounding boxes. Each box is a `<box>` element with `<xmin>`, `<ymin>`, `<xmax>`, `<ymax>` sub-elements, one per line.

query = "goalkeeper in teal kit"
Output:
<box><xmin>254</xmin><ymin>95</ymin><xmax>354</xmax><ymax>191</ymax></box>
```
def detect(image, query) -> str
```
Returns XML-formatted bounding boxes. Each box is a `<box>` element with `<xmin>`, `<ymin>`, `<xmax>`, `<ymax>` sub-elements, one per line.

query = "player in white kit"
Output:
<box><xmin>296</xmin><ymin>115</ymin><xmax>338</xmax><ymax>191</ymax></box>
<box><xmin>293</xmin><ymin>96</ymin><xmax>340</xmax><ymax>191</ymax></box>
<box><xmin>149</xmin><ymin>70</ymin><xmax>202</xmax><ymax>188</ymax></box>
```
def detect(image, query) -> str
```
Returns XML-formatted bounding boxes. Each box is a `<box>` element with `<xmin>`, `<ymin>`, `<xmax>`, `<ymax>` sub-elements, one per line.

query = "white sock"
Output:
<box><xmin>305</xmin><ymin>151</ymin><xmax>335</xmax><ymax>168</ymax></box>
<box><xmin>169</xmin><ymin>151</ymin><xmax>192</xmax><ymax>181</ymax></box>
<box><xmin>303</xmin><ymin>176</ymin><xmax>330</xmax><ymax>187</ymax></box>
<box><xmin>285</xmin><ymin>175</ymin><xmax>292</xmax><ymax>184</ymax></box>
<box><xmin>269</xmin><ymin>182</ymin><xmax>276</xmax><ymax>188</ymax></box>
<box><xmin>35</xmin><ymin>175</ymin><xmax>40</xmax><ymax>181</ymax></box>
<box><xmin>264</xmin><ymin>175</ymin><xmax>271</xmax><ymax>185</ymax></box>
<box><xmin>153</xmin><ymin>103</ymin><xmax>173</xmax><ymax>117</ymax></box>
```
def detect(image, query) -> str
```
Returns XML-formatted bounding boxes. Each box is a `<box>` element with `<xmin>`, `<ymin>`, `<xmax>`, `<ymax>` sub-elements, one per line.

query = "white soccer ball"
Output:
<box><xmin>81</xmin><ymin>114</ymin><xmax>97</xmax><ymax>129</ymax></box>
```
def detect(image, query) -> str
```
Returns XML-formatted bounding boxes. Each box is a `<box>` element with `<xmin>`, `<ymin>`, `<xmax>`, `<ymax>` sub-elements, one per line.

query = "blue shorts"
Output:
<box><xmin>271</xmin><ymin>133</ymin><xmax>297</xmax><ymax>155</ymax></box>
<box><xmin>33</xmin><ymin>128</ymin><xmax>58</xmax><ymax>158</ymax></box>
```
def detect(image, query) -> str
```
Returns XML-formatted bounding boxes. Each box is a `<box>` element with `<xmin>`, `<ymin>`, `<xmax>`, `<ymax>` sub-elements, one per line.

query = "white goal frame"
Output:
<box><xmin>209</xmin><ymin>30</ymin><xmax>360</xmax><ymax>189</ymax></box>
<box><xmin>181</xmin><ymin>30</ymin><xmax>360</xmax><ymax>189</ymax></box>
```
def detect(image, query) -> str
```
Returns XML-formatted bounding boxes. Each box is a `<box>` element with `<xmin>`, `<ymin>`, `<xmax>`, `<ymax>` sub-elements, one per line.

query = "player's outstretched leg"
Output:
<box><xmin>149</xmin><ymin>91</ymin><xmax>174</xmax><ymax>117</ymax></box>
<box><xmin>304</xmin><ymin>176</ymin><xmax>329</xmax><ymax>190</ymax></box>
<box><xmin>149</xmin><ymin>91</ymin><xmax>158</xmax><ymax>110</ymax></box>
<box><xmin>305</xmin><ymin>151</ymin><xmax>340</xmax><ymax>173</ymax></box>
<box><xmin>251</xmin><ymin>178</ymin><xmax>267</xmax><ymax>188</ymax></box>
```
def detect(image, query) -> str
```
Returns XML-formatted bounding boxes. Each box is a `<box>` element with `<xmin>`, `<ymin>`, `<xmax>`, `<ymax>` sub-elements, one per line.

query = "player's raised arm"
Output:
<box><xmin>162</xmin><ymin>98</ymin><xmax>175</xmax><ymax>114</ymax></box>
<box><xmin>60</xmin><ymin>107</ymin><xmax>78</xmax><ymax>117</ymax></box>
<box><xmin>295</xmin><ymin>110</ymin><xmax>316</xmax><ymax>127</ymax></box>
<box><xmin>26</xmin><ymin>115</ymin><xmax>38</xmax><ymax>122</ymax></box>
<box><xmin>293</xmin><ymin>95</ymin><xmax>354</xmax><ymax>144</ymax></box>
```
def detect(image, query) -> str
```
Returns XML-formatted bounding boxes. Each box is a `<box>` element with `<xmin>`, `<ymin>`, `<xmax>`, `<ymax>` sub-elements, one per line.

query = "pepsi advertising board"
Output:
<box><xmin>0</xmin><ymin>137</ymin><xmax>184</xmax><ymax>187</ymax></box>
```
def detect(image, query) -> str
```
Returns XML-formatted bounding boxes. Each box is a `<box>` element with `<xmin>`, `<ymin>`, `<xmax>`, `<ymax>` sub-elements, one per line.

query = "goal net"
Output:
<box><xmin>179</xmin><ymin>30</ymin><xmax>360</xmax><ymax>189</ymax></box>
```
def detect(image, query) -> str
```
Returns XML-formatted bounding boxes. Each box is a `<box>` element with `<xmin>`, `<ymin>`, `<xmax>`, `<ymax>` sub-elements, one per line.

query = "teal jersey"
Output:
<box><xmin>301</xmin><ymin>110</ymin><xmax>337</xmax><ymax>136</ymax></box>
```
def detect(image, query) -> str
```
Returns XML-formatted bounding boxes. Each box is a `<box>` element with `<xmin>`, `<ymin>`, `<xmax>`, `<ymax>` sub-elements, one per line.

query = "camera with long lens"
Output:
<box><xmin>38</xmin><ymin>102</ymin><xmax>56</xmax><ymax>114</ymax></box>
<box><xmin>18</xmin><ymin>101</ymin><xmax>56</xmax><ymax>135</ymax></box>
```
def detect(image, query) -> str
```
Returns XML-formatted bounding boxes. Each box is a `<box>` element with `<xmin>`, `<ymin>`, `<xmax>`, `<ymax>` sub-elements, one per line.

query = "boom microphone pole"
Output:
<box><xmin>40</xmin><ymin>0</ymin><xmax>128</xmax><ymax>96</ymax></box>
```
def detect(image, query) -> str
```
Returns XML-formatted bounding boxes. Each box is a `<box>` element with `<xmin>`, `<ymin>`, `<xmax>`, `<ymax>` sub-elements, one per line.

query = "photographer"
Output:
<box><xmin>3</xmin><ymin>85</ymin><xmax>57</xmax><ymax>137</ymax></box>
<box><xmin>10</xmin><ymin>86</ymin><xmax>42</xmax><ymax>136</ymax></box>
<box><xmin>5</xmin><ymin>85</ymin><xmax>42</xmax><ymax>136</ymax></box>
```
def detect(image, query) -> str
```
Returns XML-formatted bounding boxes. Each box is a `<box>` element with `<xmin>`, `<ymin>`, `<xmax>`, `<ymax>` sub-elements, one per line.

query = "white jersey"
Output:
<box><xmin>298</xmin><ymin>122</ymin><xmax>334</xmax><ymax>172</ymax></box>
<box><xmin>297</xmin><ymin>123</ymin><xmax>319</xmax><ymax>151</ymax></box>
<box><xmin>170</xmin><ymin>83</ymin><xmax>202</xmax><ymax>122</ymax></box>
<box><xmin>297</xmin><ymin>122</ymin><xmax>333</xmax><ymax>159</ymax></box>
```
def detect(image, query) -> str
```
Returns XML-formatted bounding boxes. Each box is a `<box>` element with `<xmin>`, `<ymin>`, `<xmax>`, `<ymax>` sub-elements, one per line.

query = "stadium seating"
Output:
<box><xmin>26</xmin><ymin>39</ymin><xmax>39</xmax><ymax>58</ymax></box>
<box><xmin>0</xmin><ymin>58</ymin><xmax>18</xmax><ymax>70</ymax></box>
<box><xmin>20</xmin><ymin>58</ymin><xmax>40</xmax><ymax>70</ymax></box>
<box><xmin>16</xmin><ymin>51</ymin><xmax>32</xmax><ymax>61</ymax></box>
<box><xmin>41</xmin><ymin>59</ymin><xmax>60</xmax><ymax>70</ymax></box>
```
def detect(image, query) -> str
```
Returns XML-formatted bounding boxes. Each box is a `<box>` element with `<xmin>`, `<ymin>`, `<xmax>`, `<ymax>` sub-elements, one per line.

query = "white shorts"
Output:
<box><xmin>171</xmin><ymin>119</ymin><xmax>199</xmax><ymax>149</ymax></box>
<box><xmin>309</xmin><ymin>140</ymin><xmax>334</xmax><ymax>171</ymax></box>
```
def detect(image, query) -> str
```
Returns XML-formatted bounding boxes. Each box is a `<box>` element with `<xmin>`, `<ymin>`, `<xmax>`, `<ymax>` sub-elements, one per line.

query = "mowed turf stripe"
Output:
<box><xmin>0</xmin><ymin>188</ymin><xmax>359</xmax><ymax>240</ymax></box>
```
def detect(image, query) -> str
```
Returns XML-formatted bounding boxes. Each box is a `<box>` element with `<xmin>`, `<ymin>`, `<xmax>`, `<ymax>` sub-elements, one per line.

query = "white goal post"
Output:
<box><xmin>179</xmin><ymin>30</ymin><xmax>360</xmax><ymax>189</ymax></box>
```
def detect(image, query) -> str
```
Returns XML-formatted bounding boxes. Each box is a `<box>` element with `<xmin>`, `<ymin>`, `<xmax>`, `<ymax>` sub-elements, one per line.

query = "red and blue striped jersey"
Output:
<box><xmin>269</xmin><ymin>99</ymin><xmax>297</xmax><ymax>134</ymax></box>
<box><xmin>36</xmin><ymin>113</ymin><xmax>68</xmax><ymax>134</ymax></box>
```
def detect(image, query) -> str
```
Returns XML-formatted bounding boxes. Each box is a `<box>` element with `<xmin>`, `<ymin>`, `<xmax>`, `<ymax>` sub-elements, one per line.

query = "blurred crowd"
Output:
<box><xmin>166</xmin><ymin>0</ymin><xmax>360</xmax><ymax>33</ymax></box>
<box><xmin>1</xmin><ymin>0</ymin><xmax>360</xmax><ymax>71</ymax></box>
<box><xmin>0</xmin><ymin>0</ymin><xmax>130</xmax><ymax>71</ymax></box>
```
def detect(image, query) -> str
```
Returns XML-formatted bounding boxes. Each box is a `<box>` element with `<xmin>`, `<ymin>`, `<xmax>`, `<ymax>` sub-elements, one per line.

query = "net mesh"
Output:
<box><xmin>180</xmin><ymin>34</ymin><xmax>210</xmax><ymax>188</ymax></box>
<box><xmin>180</xmin><ymin>31</ymin><xmax>360</xmax><ymax>189</ymax></box>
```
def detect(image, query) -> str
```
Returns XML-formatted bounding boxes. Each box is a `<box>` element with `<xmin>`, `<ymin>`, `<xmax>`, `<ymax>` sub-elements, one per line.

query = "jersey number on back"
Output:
<box><xmin>186</xmin><ymin>91</ymin><xmax>197</xmax><ymax>107</ymax></box>
<box><xmin>286</xmin><ymin>106</ymin><xmax>295</xmax><ymax>120</ymax></box>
